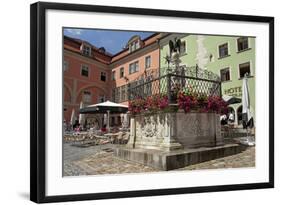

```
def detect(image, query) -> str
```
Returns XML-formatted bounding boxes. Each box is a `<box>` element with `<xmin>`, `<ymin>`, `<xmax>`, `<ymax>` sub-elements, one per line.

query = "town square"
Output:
<box><xmin>63</xmin><ymin>29</ymin><xmax>255</xmax><ymax>176</ymax></box>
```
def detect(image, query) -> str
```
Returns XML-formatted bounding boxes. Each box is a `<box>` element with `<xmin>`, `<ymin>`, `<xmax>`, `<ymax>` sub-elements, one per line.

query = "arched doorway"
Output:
<box><xmin>237</xmin><ymin>105</ymin><xmax>243</xmax><ymax>125</ymax></box>
<box><xmin>227</xmin><ymin>107</ymin><xmax>235</xmax><ymax>123</ymax></box>
<box><xmin>85</xmin><ymin>115</ymin><xmax>101</xmax><ymax>129</ymax></box>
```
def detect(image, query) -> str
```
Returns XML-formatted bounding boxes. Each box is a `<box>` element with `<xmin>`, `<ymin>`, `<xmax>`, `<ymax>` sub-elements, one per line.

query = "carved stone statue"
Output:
<box><xmin>169</xmin><ymin>38</ymin><xmax>182</xmax><ymax>73</ymax></box>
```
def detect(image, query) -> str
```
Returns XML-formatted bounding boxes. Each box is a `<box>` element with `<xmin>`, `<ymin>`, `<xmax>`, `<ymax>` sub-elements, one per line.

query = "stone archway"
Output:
<box><xmin>63</xmin><ymin>83</ymin><xmax>72</xmax><ymax>103</ymax></box>
<box><xmin>75</xmin><ymin>84</ymin><xmax>108</xmax><ymax>104</ymax></box>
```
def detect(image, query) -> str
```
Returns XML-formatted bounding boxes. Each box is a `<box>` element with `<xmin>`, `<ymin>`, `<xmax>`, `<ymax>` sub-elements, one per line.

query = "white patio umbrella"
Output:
<box><xmin>78</xmin><ymin>101</ymin><xmax>85</xmax><ymax>126</ymax></box>
<box><xmin>242</xmin><ymin>73</ymin><xmax>253</xmax><ymax>128</ymax></box>
<box><xmin>241</xmin><ymin>73</ymin><xmax>255</xmax><ymax>147</ymax></box>
<box><xmin>80</xmin><ymin>100</ymin><xmax>128</xmax><ymax>132</ymax></box>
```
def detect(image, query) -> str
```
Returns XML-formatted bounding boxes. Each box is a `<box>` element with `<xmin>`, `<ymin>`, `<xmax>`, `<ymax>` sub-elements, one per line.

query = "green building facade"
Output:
<box><xmin>159</xmin><ymin>34</ymin><xmax>255</xmax><ymax>127</ymax></box>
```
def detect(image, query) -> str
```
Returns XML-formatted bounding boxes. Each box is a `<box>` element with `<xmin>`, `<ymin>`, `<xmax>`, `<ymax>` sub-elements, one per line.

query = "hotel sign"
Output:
<box><xmin>224</xmin><ymin>86</ymin><xmax>242</xmax><ymax>97</ymax></box>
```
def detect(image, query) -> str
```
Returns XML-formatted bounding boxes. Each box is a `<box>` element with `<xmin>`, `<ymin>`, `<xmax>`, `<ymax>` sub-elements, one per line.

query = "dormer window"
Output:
<box><xmin>127</xmin><ymin>35</ymin><xmax>142</xmax><ymax>53</ymax></box>
<box><xmin>82</xmin><ymin>44</ymin><xmax>91</xmax><ymax>56</ymax></box>
<box><xmin>129</xmin><ymin>41</ymin><xmax>140</xmax><ymax>53</ymax></box>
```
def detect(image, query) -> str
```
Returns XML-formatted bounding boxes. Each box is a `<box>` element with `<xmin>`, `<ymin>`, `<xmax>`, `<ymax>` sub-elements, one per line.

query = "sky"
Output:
<box><xmin>64</xmin><ymin>28</ymin><xmax>154</xmax><ymax>55</ymax></box>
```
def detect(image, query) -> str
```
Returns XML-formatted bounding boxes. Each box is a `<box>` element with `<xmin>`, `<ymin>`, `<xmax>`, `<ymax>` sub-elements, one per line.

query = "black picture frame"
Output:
<box><xmin>30</xmin><ymin>1</ymin><xmax>274</xmax><ymax>203</ymax></box>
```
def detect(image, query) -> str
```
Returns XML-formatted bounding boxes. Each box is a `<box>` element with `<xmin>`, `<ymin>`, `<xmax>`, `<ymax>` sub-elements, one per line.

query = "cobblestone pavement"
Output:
<box><xmin>178</xmin><ymin>146</ymin><xmax>255</xmax><ymax>170</ymax></box>
<box><xmin>63</xmin><ymin>143</ymin><xmax>255</xmax><ymax>176</ymax></box>
<box><xmin>63</xmin><ymin>142</ymin><xmax>118</xmax><ymax>176</ymax></box>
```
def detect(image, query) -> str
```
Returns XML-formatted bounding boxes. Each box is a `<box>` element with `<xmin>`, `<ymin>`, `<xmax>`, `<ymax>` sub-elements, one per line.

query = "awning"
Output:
<box><xmin>222</xmin><ymin>95</ymin><xmax>241</xmax><ymax>104</ymax></box>
<box><xmin>79</xmin><ymin>100</ymin><xmax>128</xmax><ymax>114</ymax></box>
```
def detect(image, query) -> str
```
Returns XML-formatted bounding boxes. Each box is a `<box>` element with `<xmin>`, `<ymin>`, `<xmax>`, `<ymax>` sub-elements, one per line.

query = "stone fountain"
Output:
<box><xmin>115</xmin><ymin>38</ymin><xmax>245</xmax><ymax>170</ymax></box>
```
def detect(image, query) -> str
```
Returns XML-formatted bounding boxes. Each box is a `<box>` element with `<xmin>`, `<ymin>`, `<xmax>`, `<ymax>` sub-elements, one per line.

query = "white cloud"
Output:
<box><xmin>65</xmin><ymin>28</ymin><xmax>84</xmax><ymax>35</ymax></box>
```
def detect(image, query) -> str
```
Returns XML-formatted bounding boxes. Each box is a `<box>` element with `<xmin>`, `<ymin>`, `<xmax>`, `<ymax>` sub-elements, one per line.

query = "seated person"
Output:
<box><xmin>220</xmin><ymin>114</ymin><xmax>227</xmax><ymax>125</ymax></box>
<box><xmin>74</xmin><ymin>125</ymin><xmax>80</xmax><ymax>132</ymax></box>
<box><xmin>101</xmin><ymin>124</ymin><xmax>107</xmax><ymax>133</ymax></box>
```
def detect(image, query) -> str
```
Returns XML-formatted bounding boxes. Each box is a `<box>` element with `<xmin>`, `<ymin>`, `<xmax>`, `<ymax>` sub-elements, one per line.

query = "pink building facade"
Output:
<box><xmin>63</xmin><ymin>33</ymin><xmax>164</xmax><ymax>126</ymax></box>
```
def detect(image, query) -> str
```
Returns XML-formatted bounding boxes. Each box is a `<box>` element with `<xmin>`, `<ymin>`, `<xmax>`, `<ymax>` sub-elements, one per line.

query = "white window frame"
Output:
<box><xmin>129</xmin><ymin>40</ymin><xmax>140</xmax><ymax>53</ymax></box>
<box><xmin>129</xmin><ymin>61</ymin><xmax>139</xmax><ymax>74</ymax></box>
<box><xmin>82</xmin><ymin>44</ymin><xmax>91</xmax><ymax>56</ymax></box>
<box><xmin>217</xmin><ymin>42</ymin><xmax>230</xmax><ymax>58</ymax></box>
<box><xmin>236</xmin><ymin>37</ymin><xmax>250</xmax><ymax>52</ymax></box>
<box><xmin>238</xmin><ymin>61</ymin><xmax>252</xmax><ymax>79</ymax></box>
<box><xmin>100</xmin><ymin>71</ymin><xmax>107</xmax><ymax>82</ymax></box>
<box><xmin>145</xmin><ymin>55</ymin><xmax>151</xmax><ymax>69</ymax></box>
<box><xmin>136</xmin><ymin>41</ymin><xmax>140</xmax><ymax>49</ymax></box>
<box><xmin>80</xmin><ymin>64</ymin><xmax>89</xmax><ymax>77</ymax></box>
<box><xmin>220</xmin><ymin>66</ymin><xmax>231</xmax><ymax>82</ymax></box>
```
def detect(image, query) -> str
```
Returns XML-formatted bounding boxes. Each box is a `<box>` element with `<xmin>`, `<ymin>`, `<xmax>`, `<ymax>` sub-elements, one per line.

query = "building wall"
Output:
<box><xmin>63</xmin><ymin>50</ymin><xmax>112</xmax><ymax>122</ymax></box>
<box><xmin>159</xmin><ymin>34</ymin><xmax>256</xmax><ymax>126</ymax></box>
<box><xmin>111</xmin><ymin>47</ymin><xmax>159</xmax><ymax>105</ymax></box>
<box><xmin>202</xmin><ymin>35</ymin><xmax>256</xmax><ymax>126</ymax></box>
<box><xmin>112</xmin><ymin>49</ymin><xmax>159</xmax><ymax>87</ymax></box>
<box><xmin>110</xmin><ymin>41</ymin><xmax>159</xmax><ymax>105</ymax></box>
<box><xmin>63</xmin><ymin>34</ymin><xmax>161</xmax><ymax>123</ymax></box>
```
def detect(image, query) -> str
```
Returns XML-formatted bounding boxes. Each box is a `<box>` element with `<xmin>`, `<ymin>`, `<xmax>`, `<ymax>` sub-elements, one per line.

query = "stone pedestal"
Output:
<box><xmin>114</xmin><ymin>110</ymin><xmax>243</xmax><ymax>170</ymax></box>
<box><xmin>127</xmin><ymin>110</ymin><xmax>222</xmax><ymax>150</ymax></box>
<box><xmin>116</xmin><ymin>144</ymin><xmax>245</xmax><ymax>170</ymax></box>
<box><xmin>126</xmin><ymin>118</ymin><xmax>136</xmax><ymax>148</ymax></box>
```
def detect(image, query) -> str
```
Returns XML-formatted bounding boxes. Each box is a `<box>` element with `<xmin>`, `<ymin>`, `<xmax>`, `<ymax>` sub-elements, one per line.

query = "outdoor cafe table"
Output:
<box><xmin>104</xmin><ymin>133</ymin><xmax>121</xmax><ymax>144</ymax></box>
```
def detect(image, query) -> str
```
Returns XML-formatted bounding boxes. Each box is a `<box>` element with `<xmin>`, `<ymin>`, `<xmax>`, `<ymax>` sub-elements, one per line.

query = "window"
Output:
<box><xmin>99</xmin><ymin>95</ymin><xmax>105</xmax><ymax>103</ymax></box>
<box><xmin>116</xmin><ymin>88</ymin><xmax>120</xmax><ymax>103</ymax></box>
<box><xmin>145</xmin><ymin>56</ymin><xmax>151</xmax><ymax>69</ymax></box>
<box><xmin>121</xmin><ymin>85</ymin><xmax>126</xmax><ymax>102</ymax></box>
<box><xmin>83</xmin><ymin>91</ymin><xmax>91</xmax><ymax>103</ymax></box>
<box><xmin>129</xmin><ymin>41</ymin><xmax>140</xmax><ymax>53</ymax></box>
<box><xmin>129</xmin><ymin>61</ymin><xmax>139</xmax><ymax>74</ymax></box>
<box><xmin>81</xmin><ymin>65</ymin><xmax>89</xmax><ymax>77</ymax></box>
<box><xmin>63</xmin><ymin>60</ymin><xmax>69</xmax><ymax>71</ymax></box>
<box><xmin>239</xmin><ymin>62</ymin><xmax>251</xmax><ymax>78</ymax></box>
<box><xmin>237</xmin><ymin>37</ymin><xmax>249</xmax><ymax>52</ymax></box>
<box><xmin>220</xmin><ymin>67</ymin><xmax>230</xmax><ymax>82</ymax></box>
<box><xmin>179</xmin><ymin>41</ymin><xmax>186</xmax><ymax>55</ymax></box>
<box><xmin>218</xmin><ymin>43</ymin><xmax>229</xmax><ymax>58</ymax></box>
<box><xmin>112</xmin><ymin>89</ymin><xmax>116</xmax><ymax>102</ymax></box>
<box><xmin>82</xmin><ymin>45</ymin><xmax>91</xmax><ymax>56</ymax></box>
<box><xmin>100</xmin><ymin>72</ymin><xmax>106</xmax><ymax>82</ymax></box>
<box><xmin>113</xmin><ymin>86</ymin><xmax>128</xmax><ymax>103</ymax></box>
<box><xmin>120</xmin><ymin>67</ymin><xmax>124</xmax><ymax>78</ymax></box>
<box><xmin>112</xmin><ymin>71</ymin><xmax>116</xmax><ymax>80</ymax></box>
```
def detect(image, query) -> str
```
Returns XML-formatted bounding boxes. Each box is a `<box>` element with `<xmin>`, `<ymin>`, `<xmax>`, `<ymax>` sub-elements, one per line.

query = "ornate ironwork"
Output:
<box><xmin>131</xmin><ymin>69</ymin><xmax>160</xmax><ymax>83</ymax></box>
<box><xmin>162</xmin><ymin>65</ymin><xmax>220</xmax><ymax>82</ymax></box>
<box><xmin>112</xmin><ymin>66</ymin><xmax>221</xmax><ymax>103</ymax></box>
